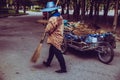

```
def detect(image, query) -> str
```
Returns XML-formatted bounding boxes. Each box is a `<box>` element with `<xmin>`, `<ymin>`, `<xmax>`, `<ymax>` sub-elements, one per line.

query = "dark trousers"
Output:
<box><xmin>46</xmin><ymin>44</ymin><xmax>66</xmax><ymax>70</ymax></box>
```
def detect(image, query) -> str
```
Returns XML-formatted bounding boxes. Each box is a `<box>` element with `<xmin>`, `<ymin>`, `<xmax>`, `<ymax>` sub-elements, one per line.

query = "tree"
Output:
<box><xmin>103</xmin><ymin>0</ymin><xmax>111</xmax><ymax>23</ymax></box>
<box><xmin>66</xmin><ymin>0</ymin><xmax>70</xmax><ymax>19</ymax></box>
<box><xmin>81</xmin><ymin>0</ymin><xmax>86</xmax><ymax>22</ymax></box>
<box><xmin>73</xmin><ymin>0</ymin><xmax>81</xmax><ymax>21</ymax></box>
<box><xmin>89</xmin><ymin>0</ymin><xmax>94</xmax><ymax>18</ymax></box>
<box><xmin>94</xmin><ymin>0</ymin><xmax>101</xmax><ymax>23</ymax></box>
<box><xmin>13</xmin><ymin>0</ymin><xmax>20</xmax><ymax>14</ymax></box>
<box><xmin>6</xmin><ymin>0</ymin><xmax>13</xmax><ymax>8</ymax></box>
<box><xmin>60</xmin><ymin>0</ymin><xmax>66</xmax><ymax>15</ymax></box>
<box><xmin>21</xmin><ymin>0</ymin><xmax>32</xmax><ymax>13</ymax></box>
<box><xmin>113</xmin><ymin>0</ymin><xmax>119</xmax><ymax>32</ymax></box>
<box><xmin>0</xmin><ymin>0</ymin><xmax>6</xmax><ymax>9</ymax></box>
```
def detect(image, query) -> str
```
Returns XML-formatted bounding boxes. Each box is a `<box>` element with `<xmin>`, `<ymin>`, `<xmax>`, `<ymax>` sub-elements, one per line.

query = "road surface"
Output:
<box><xmin>0</xmin><ymin>15</ymin><xmax>120</xmax><ymax>80</ymax></box>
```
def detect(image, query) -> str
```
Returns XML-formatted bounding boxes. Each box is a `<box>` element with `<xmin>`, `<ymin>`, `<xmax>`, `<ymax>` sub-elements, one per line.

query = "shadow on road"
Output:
<box><xmin>67</xmin><ymin>47</ymin><xmax>98</xmax><ymax>60</ymax></box>
<box><xmin>31</xmin><ymin>63</ymin><xmax>47</xmax><ymax>70</ymax></box>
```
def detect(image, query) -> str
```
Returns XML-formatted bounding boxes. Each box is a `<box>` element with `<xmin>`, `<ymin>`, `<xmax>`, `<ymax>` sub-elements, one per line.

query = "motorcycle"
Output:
<box><xmin>61</xmin><ymin>25</ymin><xmax>116</xmax><ymax>64</ymax></box>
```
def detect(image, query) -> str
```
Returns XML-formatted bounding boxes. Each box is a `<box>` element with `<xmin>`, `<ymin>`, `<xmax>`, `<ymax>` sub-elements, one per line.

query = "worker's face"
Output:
<box><xmin>48</xmin><ymin>11</ymin><xmax>52</xmax><ymax>18</ymax></box>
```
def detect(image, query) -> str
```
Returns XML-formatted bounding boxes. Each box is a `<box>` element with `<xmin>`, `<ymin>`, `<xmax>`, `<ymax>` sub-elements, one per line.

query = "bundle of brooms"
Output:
<box><xmin>64</xmin><ymin>22</ymin><xmax>107</xmax><ymax>36</ymax></box>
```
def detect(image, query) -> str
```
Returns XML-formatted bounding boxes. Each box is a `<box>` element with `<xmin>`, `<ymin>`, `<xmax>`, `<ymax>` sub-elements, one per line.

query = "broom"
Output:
<box><xmin>31</xmin><ymin>32</ymin><xmax>46</xmax><ymax>63</ymax></box>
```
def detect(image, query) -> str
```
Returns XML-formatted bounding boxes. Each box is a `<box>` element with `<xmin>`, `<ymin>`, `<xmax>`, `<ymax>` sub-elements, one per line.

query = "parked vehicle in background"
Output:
<box><xmin>61</xmin><ymin>23</ymin><xmax>116</xmax><ymax>64</ymax></box>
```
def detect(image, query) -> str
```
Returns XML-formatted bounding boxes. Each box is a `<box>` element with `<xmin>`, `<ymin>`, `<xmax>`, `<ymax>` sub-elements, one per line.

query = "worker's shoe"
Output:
<box><xmin>43</xmin><ymin>61</ymin><xmax>50</xmax><ymax>67</ymax></box>
<box><xmin>55</xmin><ymin>69</ymin><xmax>67</xmax><ymax>73</ymax></box>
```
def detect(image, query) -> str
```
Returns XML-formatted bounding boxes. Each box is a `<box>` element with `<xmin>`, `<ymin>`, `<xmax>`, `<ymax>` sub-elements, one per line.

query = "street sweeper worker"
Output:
<box><xmin>41</xmin><ymin>1</ymin><xmax>67</xmax><ymax>73</ymax></box>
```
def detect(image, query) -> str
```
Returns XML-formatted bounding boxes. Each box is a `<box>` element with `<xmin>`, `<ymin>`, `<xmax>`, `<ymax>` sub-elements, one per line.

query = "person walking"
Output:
<box><xmin>41</xmin><ymin>1</ymin><xmax>67</xmax><ymax>73</ymax></box>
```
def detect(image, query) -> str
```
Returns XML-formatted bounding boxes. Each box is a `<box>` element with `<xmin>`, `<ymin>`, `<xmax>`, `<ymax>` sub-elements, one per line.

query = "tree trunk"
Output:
<box><xmin>81</xmin><ymin>0</ymin><xmax>85</xmax><ymax>23</ymax></box>
<box><xmin>73</xmin><ymin>0</ymin><xmax>80</xmax><ymax>21</ymax></box>
<box><xmin>16</xmin><ymin>3</ymin><xmax>19</xmax><ymax>14</ymax></box>
<box><xmin>89</xmin><ymin>0</ymin><xmax>94</xmax><ymax>18</ymax></box>
<box><xmin>61</xmin><ymin>0</ymin><xmax>66</xmax><ymax>15</ymax></box>
<box><xmin>14</xmin><ymin>0</ymin><xmax>20</xmax><ymax>14</ymax></box>
<box><xmin>113</xmin><ymin>0</ymin><xmax>119</xmax><ymax>32</ymax></box>
<box><xmin>76</xmin><ymin>0</ymin><xmax>81</xmax><ymax>21</ymax></box>
<box><xmin>23</xmin><ymin>5</ymin><xmax>26</xmax><ymax>14</ymax></box>
<box><xmin>66</xmin><ymin>0</ymin><xmax>70</xmax><ymax>19</ymax></box>
<box><xmin>94</xmin><ymin>1</ymin><xmax>100</xmax><ymax>23</ymax></box>
<box><xmin>73</xmin><ymin>0</ymin><xmax>77</xmax><ymax>21</ymax></box>
<box><xmin>103</xmin><ymin>0</ymin><xmax>110</xmax><ymax>23</ymax></box>
<box><xmin>61</xmin><ymin>4</ymin><xmax>65</xmax><ymax>15</ymax></box>
<box><xmin>73</xmin><ymin>0</ymin><xmax>77</xmax><ymax>15</ymax></box>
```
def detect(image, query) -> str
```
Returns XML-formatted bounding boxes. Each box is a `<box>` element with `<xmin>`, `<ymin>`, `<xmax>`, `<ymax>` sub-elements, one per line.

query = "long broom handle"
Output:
<box><xmin>40</xmin><ymin>32</ymin><xmax>46</xmax><ymax>43</ymax></box>
<box><xmin>56</xmin><ymin>0</ymin><xmax>59</xmax><ymax>6</ymax></box>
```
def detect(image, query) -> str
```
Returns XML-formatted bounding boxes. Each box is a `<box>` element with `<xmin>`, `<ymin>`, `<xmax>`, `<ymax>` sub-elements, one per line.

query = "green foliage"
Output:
<box><xmin>0</xmin><ymin>8</ymin><xmax>26</xmax><ymax>18</ymax></box>
<box><xmin>6</xmin><ymin>0</ymin><xmax>13</xmax><ymax>5</ymax></box>
<box><xmin>29</xmin><ymin>5</ymin><xmax>42</xmax><ymax>12</ymax></box>
<box><xmin>8</xmin><ymin>9</ymin><xmax>16</xmax><ymax>14</ymax></box>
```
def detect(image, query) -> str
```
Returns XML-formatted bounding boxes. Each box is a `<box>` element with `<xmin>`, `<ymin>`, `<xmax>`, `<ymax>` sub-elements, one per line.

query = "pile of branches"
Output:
<box><xmin>64</xmin><ymin>22</ymin><xmax>107</xmax><ymax>36</ymax></box>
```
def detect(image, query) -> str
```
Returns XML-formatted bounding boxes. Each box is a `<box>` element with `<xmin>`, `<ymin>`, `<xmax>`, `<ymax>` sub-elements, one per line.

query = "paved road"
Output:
<box><xmin>0</xmin><ymin>15</ymin><xmax>120</xmax><ymax>80</ymax></box>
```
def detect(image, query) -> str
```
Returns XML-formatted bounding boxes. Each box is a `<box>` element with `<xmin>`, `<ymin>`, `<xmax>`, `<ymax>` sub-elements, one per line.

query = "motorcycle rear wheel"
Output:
<box><xmin>97</xmin><ymin>42</ymin><xmax>114</xmax><ymax>64</ymax></box>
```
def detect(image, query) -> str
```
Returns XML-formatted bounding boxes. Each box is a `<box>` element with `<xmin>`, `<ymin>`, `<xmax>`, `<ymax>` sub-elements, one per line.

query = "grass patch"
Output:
<box><xmin>29</xmin><ymin>9</ymin><xmax>40</xmax><ymax>12</ymax></box>
<box><xmin>0</xmin><ymin>13</ymin><xmax>27</xmax><ymax>18</ymax></box>
<box><xmin>0</xmin><ymin>9</ymin><xmax>28</xmax><ymax>18</ymax></box>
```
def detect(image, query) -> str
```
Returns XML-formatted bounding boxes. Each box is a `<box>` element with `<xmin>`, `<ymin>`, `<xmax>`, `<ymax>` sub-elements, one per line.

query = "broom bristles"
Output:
<box><xmin>31</xmin><ymin>32</ymin><xmax>46</xmax><ymax>63</ymax></box>
<box><xmin>31</xmin><ymin>43</ymin><xmax>42</xmax><ymax>63</ymax></box>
